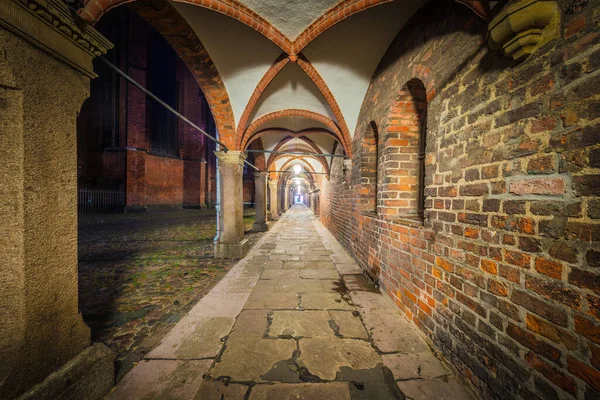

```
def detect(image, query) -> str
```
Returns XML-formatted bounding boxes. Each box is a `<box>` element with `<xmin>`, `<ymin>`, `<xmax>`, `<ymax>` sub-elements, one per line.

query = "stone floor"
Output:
<box><xmin>106</xmin><ymin>205</ymin><xmax>476</xmax><ymax>399</ymax></box>
<box><xmin>78</xmin><ymin>208</ymin><xmax>264</xmax><ymax>380</ymax></box>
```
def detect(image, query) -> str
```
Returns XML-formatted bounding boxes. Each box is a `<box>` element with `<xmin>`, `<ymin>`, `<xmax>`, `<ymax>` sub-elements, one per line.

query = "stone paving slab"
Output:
<box><xmin>397</xmin><ymin>378</ymin><xmax>475</xmax><ymax>400</ymax></box>
<box><xmin>146</xmin><ymin>316</ymin><xmax>234</xmax><ymax>359</ymax></box>
<box><xmin>107</xmin><ymin>359</ymin><xmax>211</xmax><ymax>399</ymax></box>
<box><xmin>335</xmin><ymin>263</ymin><xmax>363</xmax><ymax>274</ymax></box>
<box><xmin>360</xmin><ymin>311</ymin><xmax>430</xmax><ymax>354</ymax></box>
<box><xmin>109</xmin><ymin>205</ymin><xmax>475</xmax><ymax>400</ymax></box>
<box><xmin>300</xmin><ymin>292</ymin><xmax>354</xmax><ymax>310</ymax></box>
<box><xmin>276</xmin><ymin>278</ymin><xmax>337</xmax><ymax>293</ymax></box>
<box><xmin>260</xmin><ymin>269</ymin><xmax>300</xmax><ymax>279</ymax></box>
<box><xmin>269</xmin><ymin>310</ymin><xmax>335</xmax><ymax>338</ymax></box>
<box><xmin>248</xmin><ymin>383</ymin><xmax>351</xmax><ymax>400</ymax></box>
<box><xmin>244</xmin><ymin>292</ymin><xmax>299</xmax><ymax>309</ymax></box>
<box><xmin>187</xmin><ymin>290</ymin><xmax>251</xmax><ymax>318</ymax></box>
<box><xmin>382</xmin><ymin>352</ymin><xmax>451</xmax><ymax>380</ymax></box>
<box><xmin>209</xmin><ymin>336</ymin><xmax>296</xmax><ymax>381</ymax></box>
<box><xmin>193</xmin><ymin>380</ymin><xmax>249</xmax><ymax>399</ymax></box>
<box><xmin>228</xmin><ymin>309</ymin><xmax>270</xmax><ymax>338</ymax></box>
<box><xmin>328</xmin><ymin>310</ymin><xmax>369</xmax><ymax>339</ymax></box>
<box><xmin>299</xmin><ymin>268</ymin><xmax>340</xmax><ymax>279</ymax></box>
<box><xmin>299</xmin><ymin>338</ymin><xmax>382</xmax><ymax>381</ymax></box>
<box><xmin>211</xmin><ymin>276</ymin><xmax>258</xmax><ymax>293</ymax></box>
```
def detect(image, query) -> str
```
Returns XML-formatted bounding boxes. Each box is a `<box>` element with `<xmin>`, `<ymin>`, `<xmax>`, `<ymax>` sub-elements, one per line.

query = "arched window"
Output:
<box><xmin>382</xmin><ymin>78</ymin><xmax>427</xmax><ymax>220</ymax></box>
<box><xmin>148</xmin><ymin>29</ymin><xmax>179</xmax><ymax>156</ymax></box>
<box><xmin>359</xmin><ymin>121</ymin><xmax>379</xmax><ymax>214</ymax></box>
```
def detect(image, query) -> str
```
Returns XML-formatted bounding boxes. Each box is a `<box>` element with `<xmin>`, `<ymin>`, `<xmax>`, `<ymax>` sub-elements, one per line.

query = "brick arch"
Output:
<box><xmin>240</xmin><ymin>109</ymin><xmax>350</xmax><ymax>155</ymax></box>
<box><xmin>79</xmin><ymin>0</ymin><xmax>492</xmax><ymax>56</ymax></box>
<box><xmin>263</xmin><ymin>135</ymin><xmax>330</xmax><ymax>174</ymax></box>
<box><xmin>238</xmin><ymin>53</ymin><xmax>352</xmax><ymax>155</ymax></box>
<box><xmin>381</xmin><ymin>77</ymin><xmax>428</xmax><ymax>219</ymax></box>
<box><xmin>292</xmin><ymin>0</ymin><xmax>392</xmax><ymax>53</ymax></box>
<box><xmin>292</xmin><ymin>0</ymin><xmax>492</xmax><ymax>53</ymax></box>
<box><xmin>296</xmin><ymin>53</ymin><xmax>352</xmax><ymax>154</ymax></box>
<box><xmin>236</xmin><ymin>54</ymin><xmax>289</xmax><ymax>140</ymax></box>
<box><xmin>79</xmin><ymin>0</ymin><xmax>293</xmax><ymax>53</ymax></box>
<box><xmin>268</xmin><ymin>151</ymin><xmax>330</xmax><ymax>178</ymax></box>
<box><xmin>124</xmin><ymin>0</ymin><xmax>237</xmax><ymax>148</ymax></box>
<box><xmin>247</xmin><ymin>138</ymin><xmax>266</xmax><ymax>170</ymax></box>
<box><xmin>274</xmin><ymin>155</ymin><xmax>326</xmax><ymax>179</ymax></box>
<box><xmin>278</xmin><ymin>158</ymin><xmax>318</xmax><ymax>182</ymax></box>
<box><xmin>244</xmin><ymin>128</ymin><xmax>340</xmax><ymax>147</ymax></box>
<box><xmin>412</xmin><ymin>63</ymin><xmax>437</xmax><ymax>102</ymax></box>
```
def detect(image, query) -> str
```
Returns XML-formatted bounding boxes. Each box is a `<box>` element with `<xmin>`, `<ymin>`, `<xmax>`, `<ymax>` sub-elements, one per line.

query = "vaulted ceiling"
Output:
<box><xmin>80</xmin><ymin>0</ymin><xmax>491</xmax><ymax>181</ymax></box>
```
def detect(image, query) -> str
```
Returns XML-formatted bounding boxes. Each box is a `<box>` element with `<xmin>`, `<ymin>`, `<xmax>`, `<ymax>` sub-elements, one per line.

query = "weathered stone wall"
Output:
<box><xmin>321</xmin><ymin>1</ymin><xmax>600</xmax><ymax>399</ymax></box>
<box><xmin>0</xmin><ymin>23</ymin><xmax>108</xmax><ymax>397</ymax></box>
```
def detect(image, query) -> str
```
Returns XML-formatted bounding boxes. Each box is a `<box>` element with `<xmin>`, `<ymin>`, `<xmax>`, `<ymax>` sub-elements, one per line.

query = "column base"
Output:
<box><xmin>214</xmin><ymin>238</ymin><xmax>249</xmax><ymax>259</ymax></box>
<box><xmin>269</xmin><ymin>215</ymin><xmax>279</xmax><ymax>221</ymax></box>
<box><xmin>252</xmin><ymin>222</ymin><xmax>269</xmax><ymax>232</ymax></box>
<box><xmin>19</xmin><ymin>343</ymin><xmax>114</xmax><ymax>400</ymax></box>
<box><xmin>124</xmin><ymin>206</ymin><xmax>147</xmax><ymax>213</ymax></box>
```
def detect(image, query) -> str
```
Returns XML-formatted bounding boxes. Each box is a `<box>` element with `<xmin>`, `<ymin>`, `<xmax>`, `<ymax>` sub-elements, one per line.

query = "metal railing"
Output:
<box><xmin>78</xmin><ymin>189</ymin><xmax>125</xmax><ymax>214</ymax></box>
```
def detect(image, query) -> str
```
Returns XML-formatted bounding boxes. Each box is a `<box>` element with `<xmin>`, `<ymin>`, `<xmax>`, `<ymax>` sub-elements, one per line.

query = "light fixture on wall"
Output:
<box><xmin>293</xmin><ymin>164</ymin><xmax>302</xmax><ymax>175</ymax></box>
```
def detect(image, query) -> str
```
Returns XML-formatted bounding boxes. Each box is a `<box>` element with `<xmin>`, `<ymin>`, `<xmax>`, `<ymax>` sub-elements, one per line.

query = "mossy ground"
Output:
<box><xmin>78</xmin><ymin>208</ymin><xmax>263</xmax><ymax>379</ymax></box>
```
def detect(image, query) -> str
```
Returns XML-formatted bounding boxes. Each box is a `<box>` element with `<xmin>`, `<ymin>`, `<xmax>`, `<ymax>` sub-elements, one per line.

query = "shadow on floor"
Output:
<box><xmin>77</xmin><ymin>208</ymin><xmax>264</xmax><ymax>380</ymax></box>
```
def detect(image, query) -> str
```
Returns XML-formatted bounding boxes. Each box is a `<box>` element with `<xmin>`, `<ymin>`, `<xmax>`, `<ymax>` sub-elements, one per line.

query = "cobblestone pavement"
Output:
<box><xmin>78</xmin><ymin>208</ymin><xmax>264</xmax><ymax>380</ymax></box>
<box><xmin>107</xmin><ymin>205</ymin><xmax>476</xmax><ymax>399</ymax></box>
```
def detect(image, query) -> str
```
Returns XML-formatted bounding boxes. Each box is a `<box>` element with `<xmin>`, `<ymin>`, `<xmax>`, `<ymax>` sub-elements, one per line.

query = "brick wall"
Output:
<box><xmin>145</xmin><ymin>154</ymin><xmax>184</xmax><ymax>206</ymax></box>
<box><xmin>321</xmin><ymin>1</ymin><xmax>600</xmax><ymax>399</ymax></box>
<box><xmin>243</xmin><ymin>179</ymin><xmax>255</xmax><ymax>206</ymax></box>
<box><xmin>77</xmin><ymin>7</ymin><xmax>221</xmax><ymax>209</ymax></box>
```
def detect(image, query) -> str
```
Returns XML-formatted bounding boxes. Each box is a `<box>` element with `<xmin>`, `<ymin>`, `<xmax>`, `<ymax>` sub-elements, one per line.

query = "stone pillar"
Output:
<box><xmin>284</xmin><ymin>184</ymin><xmax>289</xmax><ymax>211</ymax></box>
<box><xmin>252</xmin><ymin>172</ymin><xmax>269</xmax><ymax>232</ymax></box>
<box><xmin>0</xmin><ymin>1</ymin><xmax>114</xmax><ymax>399</ymax></box>
<box><xmin>214</xmin><ymin>151</ymin><xmax>248</xmax><ymax>258</ymax></box>
<box><xmin>268</xmin><ymin>179</ymin><xmax>279</xmax><ymax>221</ymax></box>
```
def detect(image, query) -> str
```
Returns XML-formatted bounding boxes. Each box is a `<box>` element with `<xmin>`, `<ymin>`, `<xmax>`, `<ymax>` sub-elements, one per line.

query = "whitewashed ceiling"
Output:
<box><xmin>169</xmin><ymin>0</ymin><xmax>429</xmax><ymax>174</ymax></box>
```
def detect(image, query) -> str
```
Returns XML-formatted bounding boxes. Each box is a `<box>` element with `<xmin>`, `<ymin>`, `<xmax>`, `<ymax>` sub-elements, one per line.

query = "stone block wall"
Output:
<box><xmin>321</xmin><ymin>1</ymin><xmax>600</xmax><ymax>399</ymax></box>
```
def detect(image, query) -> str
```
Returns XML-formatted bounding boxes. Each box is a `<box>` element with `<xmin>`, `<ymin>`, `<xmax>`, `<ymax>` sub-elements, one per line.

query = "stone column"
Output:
<box><xmin>0</xmin><ymin>1</ymin><xmax>114</xmax><ymax>399</ymax></box>
<box><xmin>214</xmin><ymin>151</ymin><xmax>248</xmax><ymax>258</ymax></box>
<box><xmin>252</xmin><ymin>172</ymin><xmax>269</xmax><ymax>232</ymax></box>
<box><xmin>284</xmin><ymin>184</ymin><xmax>289</xmax><ymax>211</ymax></box>
<box><xmin>268</xmin><ymin>179</ymin><xmax>279</xmax><ymax>221</ymax></box>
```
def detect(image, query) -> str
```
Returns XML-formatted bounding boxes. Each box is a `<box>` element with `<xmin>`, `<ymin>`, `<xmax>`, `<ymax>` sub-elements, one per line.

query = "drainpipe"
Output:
<box><xmin>214</xmin><ymin>135</ymin><xmax>221</xmax><ymax>244</ymax></box>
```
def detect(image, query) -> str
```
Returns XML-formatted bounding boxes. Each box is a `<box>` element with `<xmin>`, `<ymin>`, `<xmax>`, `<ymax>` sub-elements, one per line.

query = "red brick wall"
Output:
<box><xmin>77</xmin><ymin>8</ymin><xmax>218</xmax><ymax>209</ymax></box>
<box><xmin>145</xmin><ymin>154</ymin><xmax>184</xmax><ymax>206</ymax></box>
<box><xmin>321</xmin><ymin>2</ymin><xmax>600</xmax><ymax>399</ymax></box>
<box><xmin>243</xmin><ymin>179</ymin><xmax>255</xmax><ymax>205</ymax></box>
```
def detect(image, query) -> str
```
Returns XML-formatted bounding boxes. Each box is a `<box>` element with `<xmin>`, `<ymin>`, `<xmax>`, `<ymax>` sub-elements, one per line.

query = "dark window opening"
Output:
<box><xmin>148</xmin><ymin>30</ymin><xmax>179</xmax><ymax>157</ymax></box>
<box><xmin>417</xmin><ymin>110</ymin><xmax>427</xmax><ymax>217</ymax></box>
<box><xmin>371</xmin><ymin>121</ymin><xmax>379</xmax><ymax>214</ymax></box>
<box><xmin>85</xmin><ymin>14</ymin><xmax>123</xmax><ymax>150</ymax></box>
